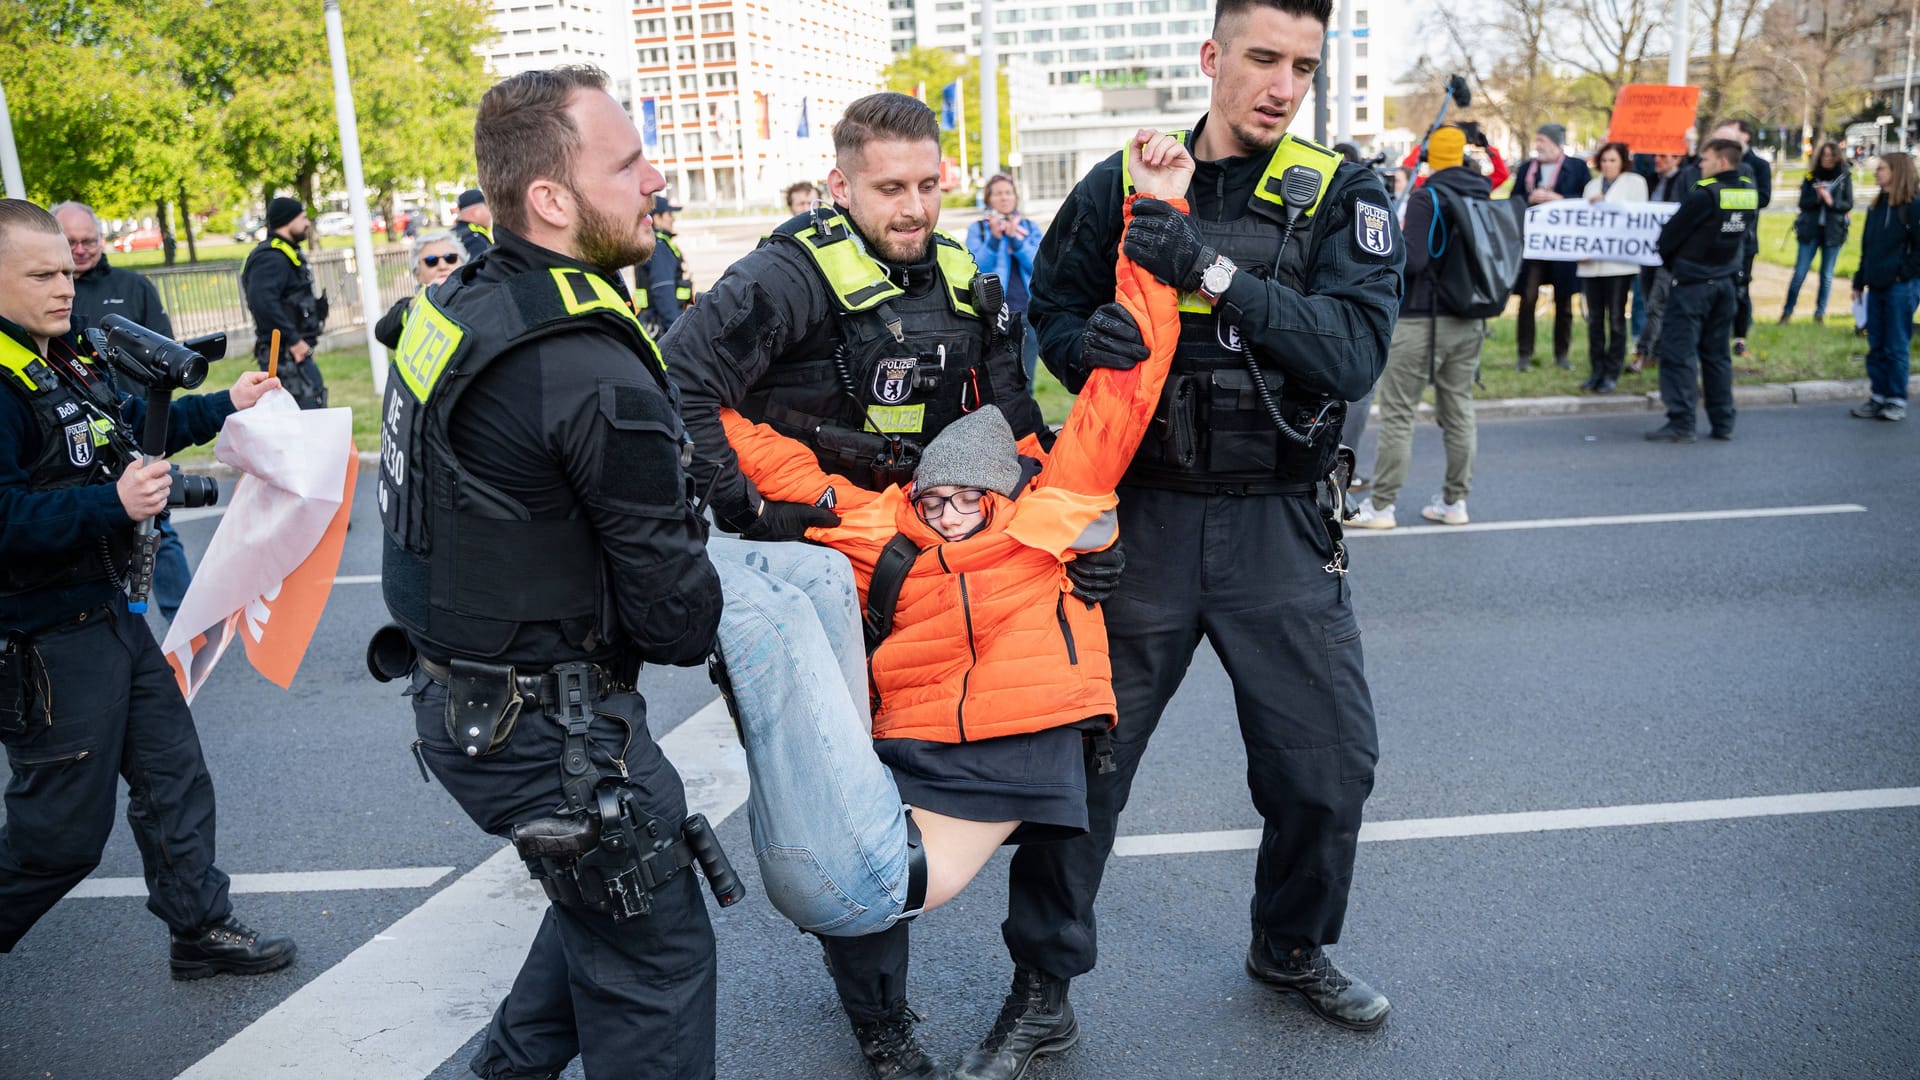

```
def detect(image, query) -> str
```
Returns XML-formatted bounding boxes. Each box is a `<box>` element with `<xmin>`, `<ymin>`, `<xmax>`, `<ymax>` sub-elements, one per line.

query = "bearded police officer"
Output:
<box><xmin>375</xmin><ymin>68</ymin><xmax>725</xmax><ymax>1080</ymax></box>
<box><xmin>663</xmin><ymin>92</ymin><xmax>1063</xmax><ymax>1080</ymax></box>
<box><xmin>955</xmin><ymin>2</ymin><xmax>1404</xmax><ymax>1075</ymax></box>
<box><xmin>0</xmin><ymin>198</ymin><xmax>294</xmax><ymax>975</ymax></box>
<box><xmin>240</xmin><ymin>197</ymin><xmax>328</xmax><ymax>409</ymax></box>
<box><xmin>1646</xmin><ymin>138</ymin><xmax>1756</xmax><ymax>443</ymax></box>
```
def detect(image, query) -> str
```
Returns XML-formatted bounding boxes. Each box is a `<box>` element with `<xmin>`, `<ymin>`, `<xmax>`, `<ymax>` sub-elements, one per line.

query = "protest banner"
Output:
<box><xmin>1604</xmin><ymin>84</ymin><xmax>1701</xmax><ymax>156</ymax></box>
<box><xmin>1522</xmin><ymin>200</ymin><xmax>1681</xmax><ymax>267</ymax></box>
<box><xmin>163</xmin><ymin>390</ymin><xmax>356</xmax><ymax>702</ymax></box>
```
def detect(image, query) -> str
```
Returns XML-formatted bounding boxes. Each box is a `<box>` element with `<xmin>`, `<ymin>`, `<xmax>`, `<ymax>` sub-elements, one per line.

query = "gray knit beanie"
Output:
<box><xmin>913</xmin><ymin>406</ymin><xmax>1022</xmax><ymax>497</ymax></box>
<box><xmin>1537</xmin><ymin>123</ymin><xmax>1567</xmax><ymax>148</ymax></box>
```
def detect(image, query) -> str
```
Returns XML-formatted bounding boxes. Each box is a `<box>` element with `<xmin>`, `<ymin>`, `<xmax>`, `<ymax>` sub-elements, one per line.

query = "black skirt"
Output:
<box><xmin>875</xmin><ymin>718</ymin><xmax>1107</xmax><ymax>845</ymax></box>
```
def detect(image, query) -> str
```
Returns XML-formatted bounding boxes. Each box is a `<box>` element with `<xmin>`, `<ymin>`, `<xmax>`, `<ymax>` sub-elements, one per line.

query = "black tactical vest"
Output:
<box><xmin>378</xmin><ymin>263</ymin><xmax>677</xmax><ymax>661</ymax></box>
<box><xmin>1119</xmin><ymin>132</ymin><xmax>1349</xmax><ymax>491</ymax></box>
<box><xmin>0</xmin><ymin>333</ymin><xmax>136</xmax><ymax>597</ymax></box>
<box><xmin>634</xmin><ymin>231</ymin><xmax>693</xmax><ymax>316</ymax></box>
<box><xmin>737</xmin><ymin>211</ymin><xmax>1011</xmax><ymax>488</ymax></box>
<box><xmin>240</xmin><ymin>238</ymin><xmax>322</xmax><ymax>354</ymax></box>
<box><xmin>1669</xmin><ymin>174</ymin><xmax>1757</xmax><ymax>283</ymax></box>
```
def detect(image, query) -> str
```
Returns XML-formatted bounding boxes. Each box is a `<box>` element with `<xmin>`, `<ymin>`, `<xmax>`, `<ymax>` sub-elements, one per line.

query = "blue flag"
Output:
<box><xmin>640</xmin><ymin>98</ymin><xmax>658</xmax><ymax>149</ymax></box>
<box><xmin>940</xmin><ymin>81</ymin><xmax>960</xmax><ymax>131</ymax></box>
<box><xmin>796</xmin><ymin>97</ymin><xmax>810</xmax><ymax>139</ymax></box>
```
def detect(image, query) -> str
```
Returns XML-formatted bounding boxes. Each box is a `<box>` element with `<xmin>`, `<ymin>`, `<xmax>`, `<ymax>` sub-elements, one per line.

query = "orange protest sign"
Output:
<box><xmin>1604</xmin><ymin>84</ymin><xmax>1701</xmax><ymax>156</ymax></box>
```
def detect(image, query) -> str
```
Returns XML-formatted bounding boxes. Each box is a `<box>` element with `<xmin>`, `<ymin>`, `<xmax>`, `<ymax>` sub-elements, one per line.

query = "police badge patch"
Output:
<box><xmin>1355</xmin><ymin>200</ymin><xmax>1393</xmax><ymax>257</ymax></box>
<box><xmin>65</xmin><ymin>421</ymin><xmax>94</xmax><ymax>467</ymax></box>
<box><xmin>872</xmin><ymin>357</ymin><xmax>916</xmax><ymax>404</ymax></box>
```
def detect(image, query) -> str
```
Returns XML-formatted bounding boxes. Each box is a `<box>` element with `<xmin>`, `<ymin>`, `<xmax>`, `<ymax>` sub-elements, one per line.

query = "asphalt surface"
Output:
<box><xmin>2</xmin><ymin>400</ymin><xmax>1916</xmax><ymax>1080</ymax></box>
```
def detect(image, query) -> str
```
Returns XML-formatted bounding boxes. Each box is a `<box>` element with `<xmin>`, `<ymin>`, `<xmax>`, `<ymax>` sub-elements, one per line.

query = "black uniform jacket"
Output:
<box><xmin>661</xmin><ymin>214</ymin><xmax>1048</xmax><ymax>526</ymax></box>
<box><xmin>242</xmin><ymin>235</ymin><xmax>317</xmax><ymax>347</ymax></box>
<box><xmin>1401</xmin><ymin>164</ymin><xmax>1495</xmax><ymax>317</ymax></box>
<box><xmin>0</xmin><ymin>316</ymin><xmax>234</xmax><ymax>634</ymax></box>
<box><xmin>1028</xmin><ymin>114</ymin><xmax>1401</xmax><ymax>403</ymax></box>
<box><xmin>73</xmin><ymin>255</ymin><xmax>172</xmax><ymax>339</ymax></box>
<box><xmin>435</xmin><ymin>229</ymin><xmax>721</xmax><ymax>669</ymax></box>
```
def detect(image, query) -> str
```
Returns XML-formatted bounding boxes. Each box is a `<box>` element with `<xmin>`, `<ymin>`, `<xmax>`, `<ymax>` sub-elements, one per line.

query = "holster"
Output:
<box><xmin>0</xmin><ymin>631</ymin><xmax>48</xmax><ymax>738</ymax></box>
<box><xmin>443</xmin><ymin>658</ymin><xmax>525</xmax><ymax>758</ymax></box>
<box><xmin>813</xmin><ymin>426</ymin><xmax>922</xmax><ymax>490</ymax></box>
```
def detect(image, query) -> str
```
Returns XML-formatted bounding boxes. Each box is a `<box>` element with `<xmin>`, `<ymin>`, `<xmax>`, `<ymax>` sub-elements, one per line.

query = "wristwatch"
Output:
<box><xmin>1198</xmin><ymin>254</ymin><xmax>1238</xmax><ymax>305</ymax></box>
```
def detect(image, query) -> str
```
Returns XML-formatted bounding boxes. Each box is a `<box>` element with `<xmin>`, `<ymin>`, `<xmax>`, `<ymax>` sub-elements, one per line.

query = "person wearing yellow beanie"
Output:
<box><xmin>1426</xmin><ymin>125</ymin><xmax>1467</xmax><ymax>172</ymax></box>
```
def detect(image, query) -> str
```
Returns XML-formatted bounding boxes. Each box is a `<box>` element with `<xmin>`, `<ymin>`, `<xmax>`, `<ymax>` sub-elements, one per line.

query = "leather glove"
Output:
<box><xmin>1122</xmin><ymin>197</ymin><xmax>1210</xmax><ymax>291</ymax></box>
<box><xmin>741</xmin><ymin>499</ymin><xmax>840</xmax><ymax>543</ymax></box>
<box><xmin>1078</xmin><ymin>302</ymin><xmax>1150</xmax><ymax>372</ymax></box>
<box><xmin>1064</xmin><ymin>539</ymin><xmax>1125</xmax><ymax>604</ymax></box>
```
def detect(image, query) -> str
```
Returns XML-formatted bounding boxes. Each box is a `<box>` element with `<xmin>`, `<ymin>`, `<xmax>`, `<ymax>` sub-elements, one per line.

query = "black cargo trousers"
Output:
<box><xmin>409</xmin><ymin>669</ymin><xmax>717</xmax><ymax>1080</ymax></box>
<box><xmin>1003</xmin><ymin>484</ymin><xmax>1380</xmax><ymax>977</ymax></box>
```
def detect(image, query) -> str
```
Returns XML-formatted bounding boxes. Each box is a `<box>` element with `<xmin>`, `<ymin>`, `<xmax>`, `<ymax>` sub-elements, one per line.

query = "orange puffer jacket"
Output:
<box><xmin>723</xmin><ymin>196</ymin><xmax>1187</xmax><ymax>743</ymax></box>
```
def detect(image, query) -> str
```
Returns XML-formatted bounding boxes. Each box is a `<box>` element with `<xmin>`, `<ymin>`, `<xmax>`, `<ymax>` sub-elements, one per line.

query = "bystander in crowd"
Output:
<box><xmin>1782</xmin><ymin>142</ymin><xmax>1854</xmax><ymax>325</ymax></box>
<box><xmin>1849</xmin><ymin>152</ymin><xmax>1920</xmax><ymax>423</ymax></box>
<box><xmin>1577</xmin><ymin>142</ymin><xmax>1646</xmax><ymax>395</ymax></box>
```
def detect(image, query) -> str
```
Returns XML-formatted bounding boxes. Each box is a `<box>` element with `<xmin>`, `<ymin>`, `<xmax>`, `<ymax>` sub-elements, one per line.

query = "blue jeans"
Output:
<box><xmin>1784</xmin><ymin>241</ymin><xmax>1844</xmax><ymax>318</ymax></box>
<box><xmin>1864</xmin><ymin>279</ymin><xmax>1918</xmax><ymax>405</ymax></box>
<box><xmin>706</xmin><ymin>536</ymin><xmax>916</xmax><ymax>937</ymax></box>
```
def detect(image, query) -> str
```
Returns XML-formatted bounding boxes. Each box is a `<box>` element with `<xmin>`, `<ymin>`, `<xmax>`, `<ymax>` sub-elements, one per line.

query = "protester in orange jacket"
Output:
<box><xmin>710</xmin><ymin>136</ymin><xmax>1194</xmax><ymax>945</ymax></box>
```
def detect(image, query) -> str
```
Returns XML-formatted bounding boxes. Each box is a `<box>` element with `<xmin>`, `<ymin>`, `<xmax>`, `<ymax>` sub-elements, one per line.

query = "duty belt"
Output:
<box><xmin>416</xmin><ymin>655</ymin><xmax>623</xmax><ymax>708</ymax></box>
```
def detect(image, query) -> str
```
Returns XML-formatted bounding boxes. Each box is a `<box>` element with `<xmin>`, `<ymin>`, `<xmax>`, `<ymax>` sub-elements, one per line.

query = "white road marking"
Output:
<box><xmin>71</xmin><ymin>867</ymin><xmax>452</xmax><ymax>899</ymax></box>
<box><xmin>1111</xmin><ymin>787</ymin><xmax>1920</xmax><ymax>857</ymax></box>
<box><xmin>1345</xmin><ymin>503</ymin><xmax>1866</xmax><ymax>538</ymax></box>
<box><xmin>177</xmin><ymin>697</ymin><xmax>749</xmax><ymax>1080</ymax></box>
<box><xmin>333</xmin><ymin>574</ymin><xmax>380</xmax><ymax>585</ymax></box>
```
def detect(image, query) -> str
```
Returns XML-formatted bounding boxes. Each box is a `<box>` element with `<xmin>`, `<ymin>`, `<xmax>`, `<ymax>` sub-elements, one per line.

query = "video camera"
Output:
<box><xmin>81</xmin><ymin>315</ymin><xmax>229</xmax><ymax>613</ymax></box>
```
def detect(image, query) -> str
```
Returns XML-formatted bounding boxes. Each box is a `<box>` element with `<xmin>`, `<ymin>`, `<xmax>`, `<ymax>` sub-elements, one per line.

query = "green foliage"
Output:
<box><xmin>883</xmin><ymin>47</ymin><xmax>1016</xmax><ymax>177</ymax></box>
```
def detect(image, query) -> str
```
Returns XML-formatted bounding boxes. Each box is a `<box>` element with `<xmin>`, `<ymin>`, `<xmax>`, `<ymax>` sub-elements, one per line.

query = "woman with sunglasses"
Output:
<box><xmin>373</xmin><ymin>232</ymin><xmax>463</xmax><ymax>348</ymax></box>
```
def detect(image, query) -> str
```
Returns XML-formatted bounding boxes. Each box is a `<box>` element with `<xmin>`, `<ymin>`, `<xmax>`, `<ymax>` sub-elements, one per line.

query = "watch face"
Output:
<box><xmin>1204</xmin><ymin>263</ymin><xmax>1232</xmax><ymax>294</ymax></box>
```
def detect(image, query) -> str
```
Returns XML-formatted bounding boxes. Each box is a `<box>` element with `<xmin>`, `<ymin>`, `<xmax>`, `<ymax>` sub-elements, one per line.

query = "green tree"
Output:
<box><xmin>883</xmin><ymin>47</ymin><xmax>1015</xmax><ymax>179</ymax></box>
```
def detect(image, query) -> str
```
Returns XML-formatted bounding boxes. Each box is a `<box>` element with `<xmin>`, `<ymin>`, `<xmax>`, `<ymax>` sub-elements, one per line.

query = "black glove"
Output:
<box><xmin>1064</xmin><ymin>539</ymin><xmax>1125</xmax><ymax>603</ymax></box>
<box><xmin>1123</xmin><ymin>197</ymin><xmax>1209</xmax><ymax>291</ymax></box>
<box><xmin>1078</xmin><ymin>302</ymin><xmax>1150</xmax><ymax>372</ymax></box>
<box><xmin>741</xmin><ymin>499</ymin><xmax>840</xmax><ymax>543</ymax></box>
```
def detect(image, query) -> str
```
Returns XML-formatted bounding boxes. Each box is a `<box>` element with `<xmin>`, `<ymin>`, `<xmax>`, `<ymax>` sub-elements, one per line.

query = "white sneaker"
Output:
<box><xmin>1348</xmin><ymin>498</ymin><xmax>1396</xmax><ymax>530</ymax></box>
<box><xmin>1420</xmin><ymin>495</ymin><xmax>1469</xmax><ymax>526</ymax></box>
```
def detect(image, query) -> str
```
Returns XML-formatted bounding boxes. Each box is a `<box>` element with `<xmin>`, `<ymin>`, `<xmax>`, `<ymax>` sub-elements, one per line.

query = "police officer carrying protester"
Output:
<box><xmin>452</xmin><ymin>187</ymin><xmax>495</xmax><ymax>260</ymax></box>
<box><xmin>374</xmin><ymin>67</ymin><xmax>725</xmax><ymax>1080</ymax></box>
<box><xmin>0</xmin><ymin>198</ymin><xmax>295</xmax><ymax>976</ymax></box>
<box><xmin>635</xmin><ymin>193</ymin><xmax>693</xmax><ymax>335</ymax></box>
<box><xmin>663</xmin><ymin>91</ymin><xmax>1070</xmax><ymax>1080</ymax></box>
<box><xmin>955</xmin><ymin>1</ymin><xmax>1404</xmax><ymax>1074</ymax></box>
<box><xmin>1646</xmin><ymin>138</ymin><xmax>1756</xmax><ymax>444</ymax></box>
<box><xmin>240</xmin><ymin>197</ymin><xmax>328</xmax><ymax>409</ymax></box>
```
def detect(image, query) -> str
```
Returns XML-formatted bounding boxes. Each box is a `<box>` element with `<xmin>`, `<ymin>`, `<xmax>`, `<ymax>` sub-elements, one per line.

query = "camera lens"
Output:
<box><xmin>166</xmin><ymin>466</ymin><xmax>220</xmax><ymax>509</ymax></box>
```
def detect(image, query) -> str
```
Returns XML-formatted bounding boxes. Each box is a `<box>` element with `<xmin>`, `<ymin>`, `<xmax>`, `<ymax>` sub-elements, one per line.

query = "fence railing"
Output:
<box><xmin>139</xmin><ymin>247</ymin><xmax>418</xmax><ymax>350</ymax></box>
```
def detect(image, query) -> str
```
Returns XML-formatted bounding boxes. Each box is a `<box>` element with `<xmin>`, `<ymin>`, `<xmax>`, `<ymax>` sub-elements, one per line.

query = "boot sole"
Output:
<box><xmin>171</xmin><ymin>947</ymin><xmax>297</xmax><ymax>981</ymax></box>
<box><xmin>955</xmin><ymin>1018</ymin><xmax>1079</xmax><ymax>1080</ymax></box>
<box><xmin>1244</xmin><ymin>956</ymin><xmax>1388</xmax><ymax>1033</ymax></box>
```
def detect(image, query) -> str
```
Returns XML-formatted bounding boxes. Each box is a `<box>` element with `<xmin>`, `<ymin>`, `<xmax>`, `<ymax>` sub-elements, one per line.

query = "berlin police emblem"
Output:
<box><xmin>873</xmin><ymin>357</ymin><xmax>916</xmax><ymax>404</ymax></box>
<box><xmin>1355</xmin><ymin>200</ymin><xmax>1393</xmax><ymax>257</ymax></box>
<box><xmin>64</xmin><ymin>421</ymin><xmax>93</xmax><ymax>467</ymax></box>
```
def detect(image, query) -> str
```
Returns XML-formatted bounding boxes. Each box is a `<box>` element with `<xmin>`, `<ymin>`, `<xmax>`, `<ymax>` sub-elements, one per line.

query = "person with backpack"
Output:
<box><xmin>1350</xmin><ymin>126</ymin><xmax>1492</xmax><ymax>529</ymax></box>
<box><xmin>1849</xmin><ymin>152</ymin><xmax>1920</xmax><ymax>422</ymax></box>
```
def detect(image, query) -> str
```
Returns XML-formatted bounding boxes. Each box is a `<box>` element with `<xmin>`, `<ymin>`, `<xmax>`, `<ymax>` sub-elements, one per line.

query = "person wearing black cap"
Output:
<box><xmin>635</xmin><ymin>193</ymin><xmax>691</xmax><ymax>333</ymax></box>
<box><xmin>239</xmin><ymin>196</ymin><xmax>328</xmax><ymax>408</ymax></box>
<box><xmin>452</xmin><ymin>188</ymin><xmax>493</xmax><ymax>260</ymax></box>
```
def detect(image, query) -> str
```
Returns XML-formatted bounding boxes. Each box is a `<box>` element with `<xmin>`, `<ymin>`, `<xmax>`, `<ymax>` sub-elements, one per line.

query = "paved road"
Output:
<box><xmin>2</xmin><ymin>401</ymin><xmax>1916</xmax><ymax>1080</ymax></box>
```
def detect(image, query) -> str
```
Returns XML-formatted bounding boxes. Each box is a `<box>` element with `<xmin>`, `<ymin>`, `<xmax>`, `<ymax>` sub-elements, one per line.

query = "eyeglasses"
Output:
<box><xmin>913</xmin><ymin>488</ymin><xmax>988</xmax><ymax>522</ymax></box>
<box><xmin>69</xmin><ymin>238</ymin><xmax>102</xmax><ymax>250</ymax></box>
<box><xmin>421</xmin><ymin>253</ymin><xmax>461</xmax><ymax>268</ymax></box>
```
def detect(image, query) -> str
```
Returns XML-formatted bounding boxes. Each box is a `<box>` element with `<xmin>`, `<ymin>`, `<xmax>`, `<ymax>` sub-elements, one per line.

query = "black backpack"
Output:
<box><xmin>1426</xmin><ymin>187</ymin><xmax>1525</xmax><ymax>319</ymax></box>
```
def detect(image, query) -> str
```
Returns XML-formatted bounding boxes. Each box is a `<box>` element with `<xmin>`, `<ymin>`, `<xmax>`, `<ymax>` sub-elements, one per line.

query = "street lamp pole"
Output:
<box><xmin>323</xmin><ymin>0</ymin><xmax>388</xmax><ymax>393</ymax></box>
<box><xmin>1903</xmin><ymin>0</ymin><xmax>1917</xmax><ymax>151</ymax></box>
<box><xmin>0</xmin><ymin>80</ymin><xmax>24</xmax><ymax>200</ymax></box>
<box><xmin>1781</xmin><ymin>54</ymin><xmax>1813</xmax><ymax>158</ymax></box>
<box><xmin>1667</xmin><ymin>0</ymin><xmax>1691</xmax><ymax>87</ymax></box>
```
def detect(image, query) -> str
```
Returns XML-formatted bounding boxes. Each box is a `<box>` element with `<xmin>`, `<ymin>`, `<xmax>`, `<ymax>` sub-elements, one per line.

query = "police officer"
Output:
<box><xmin>663</xmin><ymin>91</ymin><xmax>1062</xmax><ymax>1080</ymax></box>
<box><xmin>635</xmin><ymin>193</ymin><xmax>692</xmax><ymax>336</ymax></box>
<box><xmin>956</xmin><ymin>2</ymin><xmax>1404</xmax><ymax>1075</ymax></box>
<box><xmin>452</xmin><ymin>187</ymin><xmax>494</xmax><ymax>260</ymax></box>
<box><xmin>240</xmin><ymin>197</ymin><xmax>327</xmax><ymax>409</ymax></box>
<box><xmin>376</xmin><ymin>68</ymin><xmax>724</xmax><ymax>1080</ymax></box>
<box><xmin>0</xmin><ymin>198</ymin><xmax>294</xmax><ymax>976</ymax></box>
<box><xmin>1647</xmin><ymin>138</ymin><xmax>1756</xmax><ymax>443</ymax></box>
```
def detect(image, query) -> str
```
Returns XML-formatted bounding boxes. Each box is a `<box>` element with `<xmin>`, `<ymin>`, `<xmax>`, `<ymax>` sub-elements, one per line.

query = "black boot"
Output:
<box><xmin>953</xmin><ymin>969</ymin><xmax>1078</xmax><ymax>1080</ymax></box>
<box><xmin>169</xmin><ymin>915</ymin><xmax>296</xmax><ymax>980</ymax></box>
<box><xmin>852</xmin><ymin>1001</ymin><xmax>949</xmax><ymax>1080</ymax></box>
<box><xmin>1245</xmin><ymin>935</ymin><xmax>1389</xmax><ymax>1031</ymax></box>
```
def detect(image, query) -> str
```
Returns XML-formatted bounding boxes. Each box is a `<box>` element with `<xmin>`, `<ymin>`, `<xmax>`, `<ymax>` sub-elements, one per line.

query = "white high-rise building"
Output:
<box><xmin>482</xmin><ymin>0</ymin><xmax>631</xmax><ymax>82</ymax></box>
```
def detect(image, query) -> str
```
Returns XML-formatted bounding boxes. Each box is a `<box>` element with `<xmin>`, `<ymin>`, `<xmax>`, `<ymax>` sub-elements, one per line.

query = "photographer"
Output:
<box><xmin>240</xmin><ymin>197</ymin><xmax>327</xmax><ymax>409</ymax></box>
<box><xmin>966</xmin><ymin>173</ymin><xmax>1045</xmax><ymax>379</ymax></box>
<box><xmin>0</xmin><ymin>198</ymin><xmax>294</xmax><ymax>974</ymax></box>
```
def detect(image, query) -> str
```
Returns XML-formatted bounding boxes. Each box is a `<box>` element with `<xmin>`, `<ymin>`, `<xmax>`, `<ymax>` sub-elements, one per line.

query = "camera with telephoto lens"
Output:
<box><xmin>84</xmin><ymin>314</ymin><xmax>226</xmax><ymax>393</ymax></box>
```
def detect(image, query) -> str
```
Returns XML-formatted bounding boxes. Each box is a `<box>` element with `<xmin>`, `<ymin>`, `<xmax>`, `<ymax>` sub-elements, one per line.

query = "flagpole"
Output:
<box><xmin>323</xmin><ymin>0</ymin><xmax>388</xmax><ymax>395</ymax></box>
<box><xmin>957</xmin><ymin>78</ymin><xmax>969</xmax><ymax>184</ymax></box>
<box><xmin>0</xmin><ymin>79</ymin><xmax>24</xmax><ymax>199</ymax></box>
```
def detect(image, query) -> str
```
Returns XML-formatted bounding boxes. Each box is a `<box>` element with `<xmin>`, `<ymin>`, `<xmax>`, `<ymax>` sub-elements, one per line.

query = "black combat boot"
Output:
<box><xmin>953</xmin><ymin>969</ymin><xmax>1077</xmax><ymax>1080</ymax></box>
<box><xmin>169</xmin><ymin>915</ymin><xmax>296</xmax><ymax>980</ymax></box>
<box><xmin>1244</xmin><ymin>934</ymin><xmax>1390</xmax><ymax>1031</ymax></box>
<box><xmin>852</xmin><ymin>1001</ymin><xmax>950</xmax><ymax>1080</ymax></box>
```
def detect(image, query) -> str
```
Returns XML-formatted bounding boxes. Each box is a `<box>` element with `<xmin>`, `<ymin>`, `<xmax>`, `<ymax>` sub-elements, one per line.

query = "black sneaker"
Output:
<box><xmin>852</xmin><ymin>1002</ymin><xmax>949</xmax><ymax>1080</ymax></box>
<box><xmin>169</xmin><ymin>916</ymin><xmax>296</xmax><ymax>980</ymax></box>
<box><xmin>1644</xmin><ymin>426</ymin><xmax>1696</xmax><ymax>444</ymax></box>
<box><xmin>1554</xmin><ymin>355</ymin><xmax>1573</xmax><ymax>370</ymax></box>
<box><xmin>1709</xmin><ymin>428</ymin><xmax>1734</xmax><ymax>441</ymax></box>
<box><xmin>1245</xmin><ymin>938</ymin><xmax>1390</xmax><ymax>1032</ymax></box>
<box><xmin>953</xmin><ymin>969</ymin><xmax>1078</xmax><ymax>1080</ymax></box>
<box><xmin>1516</xmin><ymin>356</ymin><xmax>1533</xmax><ymax>372</ymax></box>
<box><xmin>1850</xmin><ymin>400</ymin><xmax>1884</xmax><ymax>419</ymax></box>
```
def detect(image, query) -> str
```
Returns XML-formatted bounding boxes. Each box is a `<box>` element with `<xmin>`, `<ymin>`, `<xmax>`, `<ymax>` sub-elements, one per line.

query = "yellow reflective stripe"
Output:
<box><xmin>1251</xmin><ymin>134</ymin><xmax>1339</xmax><ymax>218</ymax></box>
<box><xmin>675</xmin><ymin>286</ymin><xmax>693</xmax><ymax>301</ymax></box>
<box><xmin>0</xmin><ymin>333</ymin><xmax>44</xmax><ymax>391</ymax></box>
<box><xmin>661</xmin><ymin>234</ymin><xmax>684</xmax><ymax>260</ymax></box>
<box><xmin>1120</xmin><ymin>130</ymin><xmax>1190</xmax><ymax>196</ymax></box>
<box><xmin>794</xmin><ymin>213</ymin><xmax>902</xmax><ymax>312</ymax></box>
<box><xmin>633</xmin><ymin>286</ymin><xmax>651</xmax><ymax>310</ymax></box>
<box><xmin>270</xmin><ymin>238</ymin><xmax>304</xmax><ymax>268</ymax></box>
<box><xmin>1718</xmin><ymin>188</ymin><xmax>1759</xmax><ymax>210</ymax></box>
<box><xmin>549</xmin><ymin>268</ymin><xmax>666</xmax><ymax>370</ymax></box>
<box><xmin>934</xmin><ymin>238</ymin><xmax>980</xmax><ymax>318</ymax></box>
<box><xmin>1176</xmin><ymin>290</ymin><xmax>1213</xmax><ymax>314</ymax></box>
<box><xmin>393</xmin><ymin>297</ymin><xmax>466</xmax><ymax>403</ymax></box>
<box><xmin>89</xmin><ymin>416</ymin><xmax>113</xmax><ymax>446</ymax></box>
<box><xmin>471</xmin><ymin>224</ymin><xmax>493</xmax><ymax>243</ymax></box>
<box><xmin>866</xmin><ymin>403</ymin><xmax>926</xmax><ymax>434</ymax></box>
